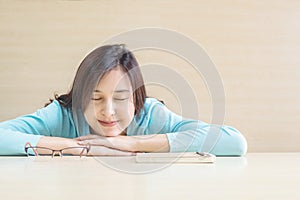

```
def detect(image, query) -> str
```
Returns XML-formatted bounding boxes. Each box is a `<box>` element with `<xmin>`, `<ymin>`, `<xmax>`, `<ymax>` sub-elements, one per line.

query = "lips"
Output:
<box><xmin>98</xmin><ymin>120</ymin><xmax>119</xmax><ymax>127</ymax></box>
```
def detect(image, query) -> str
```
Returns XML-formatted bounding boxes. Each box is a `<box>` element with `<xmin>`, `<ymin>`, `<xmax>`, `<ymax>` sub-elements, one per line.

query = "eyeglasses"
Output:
<box><xmin>24</xmin><ymin>142</ymin><xmax>90</xmax><ymax>157</ymax></box>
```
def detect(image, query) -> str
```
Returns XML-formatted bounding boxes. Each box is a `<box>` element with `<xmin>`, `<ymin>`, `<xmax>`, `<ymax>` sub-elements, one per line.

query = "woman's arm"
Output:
<box><xmin>76</xmin><ymin>125</ymin><xmax>247</xmax><ymax>156</ymax></box>
<box><xmin>0</xmin><ymin>100</ymin><xmax>134</xmax><ymax>156</ymax></box>
<box><xmin>76</xmin><ymin>134</ymin><xmax>170</xmax><ymax>153</ymax></box>
<box><xmin>0</xmin><ymin>100</ymin><xmax>73</xmax><ymax>155</ymax></box>
<box><xmin>37</xmin><ymin>136</ymin><xmax>135</xmax><ymax>156</ymax></box>
<box><xmin>76</xmin><ymin>98</ymin><xmax>248</xmax><ymax>156</ymax></box>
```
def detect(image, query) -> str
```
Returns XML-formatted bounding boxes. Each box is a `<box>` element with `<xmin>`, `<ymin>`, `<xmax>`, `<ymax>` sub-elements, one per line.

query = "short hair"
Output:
<box><xmin>47</xmin><ymin>44</ymin><xmax>147</xmax><ymax>117</ymax></box>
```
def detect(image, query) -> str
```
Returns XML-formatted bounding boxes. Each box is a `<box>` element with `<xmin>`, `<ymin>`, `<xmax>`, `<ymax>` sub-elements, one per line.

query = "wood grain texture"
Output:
<box><xmin>0</xmin><ymin>0</ymin><xmax>299</xmax><ymax>152</ymax></box>
<box><xmin>0</xmin><ymin>154</ymin><xmax>300</xmax><ymax>199</ymax></box>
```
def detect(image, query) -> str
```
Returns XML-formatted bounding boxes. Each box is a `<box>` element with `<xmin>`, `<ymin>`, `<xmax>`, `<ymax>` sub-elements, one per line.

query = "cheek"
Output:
<box><xmin>118</xmin><ymin>101</ymin><xmax>135</xmax><ymax>119</ymax></box>
<box><xmin>127</xmin><ymin>101</ymin><xmax>135</xmax><ymax>118</ymax></box>
<box><xmin>127</xmin><ymin>98</ymin><xmax>135</xmax><ymax>116</ymax></box>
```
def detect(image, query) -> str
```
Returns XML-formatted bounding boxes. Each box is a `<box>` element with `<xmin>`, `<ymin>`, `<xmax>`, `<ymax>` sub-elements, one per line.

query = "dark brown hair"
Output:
<box><xmin>46</xmin><ymin>44</ymin><xmax>147</xmax><ymax>117</ymax></box>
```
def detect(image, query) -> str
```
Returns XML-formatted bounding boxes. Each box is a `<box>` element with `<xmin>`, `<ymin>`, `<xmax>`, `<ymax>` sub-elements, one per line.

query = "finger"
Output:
<box><xmin>75</xmin><ymin>134</ymin><xmax>101</xmax><ymax>141</ymax></box>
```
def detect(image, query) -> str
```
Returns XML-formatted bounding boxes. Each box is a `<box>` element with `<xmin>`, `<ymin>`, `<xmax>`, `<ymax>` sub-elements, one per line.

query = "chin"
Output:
<box><xmin>104</xmin><ymin>133</ymin><xmax>121</xmax><ymax>137</ymax></box>
<box><xmin>101</xmin><ymin>130</ymin><xmax>123</xmax><ymax>137</ymax></box>
<box><xmin>95</xmin><ymin>121</ymin><xmax>126</xmax><ymax>137</ymax></box>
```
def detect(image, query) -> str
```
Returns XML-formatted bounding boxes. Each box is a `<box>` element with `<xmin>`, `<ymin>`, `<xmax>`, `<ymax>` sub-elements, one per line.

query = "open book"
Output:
<box><xmin>135</xmin><ymin>152</ymin><xmax>216</xmax><ymax>163</ymax></box>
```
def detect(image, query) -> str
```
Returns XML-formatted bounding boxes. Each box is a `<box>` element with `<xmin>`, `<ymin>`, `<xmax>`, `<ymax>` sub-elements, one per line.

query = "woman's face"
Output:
<box><xmin>84</xmin><ymin>67</ymin><xmax>135</xmax><ymax>137</ymax></box>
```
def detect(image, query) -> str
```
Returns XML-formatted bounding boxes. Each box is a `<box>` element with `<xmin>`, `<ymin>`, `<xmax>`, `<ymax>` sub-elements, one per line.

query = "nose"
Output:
<box><xmin>101</xmin><ymin>99</ymin><xmax>116</xmax><ymax>117</ymax></box>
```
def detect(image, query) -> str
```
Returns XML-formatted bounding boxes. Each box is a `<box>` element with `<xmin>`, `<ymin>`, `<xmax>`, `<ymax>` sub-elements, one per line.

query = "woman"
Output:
<box><xmin>0</xmin><ymin>44</ymin><xmax>247</xmax><ymax>156</ymax></box>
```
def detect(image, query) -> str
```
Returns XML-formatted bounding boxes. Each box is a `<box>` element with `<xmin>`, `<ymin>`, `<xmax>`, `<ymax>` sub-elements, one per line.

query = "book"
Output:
<box><xmin>135</xmin><ymin>152</ymin><xmax>216</xmax><ymax>163</ymax></box>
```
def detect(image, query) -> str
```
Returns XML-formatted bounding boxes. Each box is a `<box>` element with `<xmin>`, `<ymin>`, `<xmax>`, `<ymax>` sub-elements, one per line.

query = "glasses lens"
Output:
<box><xmin>61</xmin><ymin>147</ymin><xmax>89</xmax><ymax>156</ymax></box>
<box><xmin>26</xmin><ymin>147</ymin><xmax>53</xmax><ymax>156</ymax></box>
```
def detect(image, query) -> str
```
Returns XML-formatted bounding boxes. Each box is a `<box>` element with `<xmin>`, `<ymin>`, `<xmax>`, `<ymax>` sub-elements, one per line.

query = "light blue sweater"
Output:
<box><xmin>0</xmin><ymin>98</ymin><xmax>247</xmax><ymax>156</ymax></box>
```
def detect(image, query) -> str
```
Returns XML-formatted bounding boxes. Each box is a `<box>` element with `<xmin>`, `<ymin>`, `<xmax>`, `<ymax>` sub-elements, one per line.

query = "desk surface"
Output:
<box><xmin>0</xmin><ymin>153</ymin><xmax>299</xmax><ymax>200</ymax></box>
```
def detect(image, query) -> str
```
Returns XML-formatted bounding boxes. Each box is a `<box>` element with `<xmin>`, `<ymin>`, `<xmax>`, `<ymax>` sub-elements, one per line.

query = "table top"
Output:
<box><xmin>0</xmin><ymin>153</ymin><xmax>299</xmax><ymax>200</ymax></box>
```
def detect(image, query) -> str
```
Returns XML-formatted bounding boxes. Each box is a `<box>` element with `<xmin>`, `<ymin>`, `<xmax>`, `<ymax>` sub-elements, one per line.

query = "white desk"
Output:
<box><xmin>0</xmin><ymin>153</ymin><xmax>299</xmax><ymax>200</ymax></box>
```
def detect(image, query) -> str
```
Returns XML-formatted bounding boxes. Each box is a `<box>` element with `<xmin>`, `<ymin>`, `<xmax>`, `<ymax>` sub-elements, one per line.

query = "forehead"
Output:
<box><xmin>95</xmin><ymin>67</ymin><xmax>132</xmax><ymax>92</ymax></box>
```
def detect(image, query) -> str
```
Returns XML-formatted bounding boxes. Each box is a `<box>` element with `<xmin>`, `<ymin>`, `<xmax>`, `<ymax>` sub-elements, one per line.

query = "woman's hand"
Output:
<box><xmin>75</xmin><ymin>134</ymin><xmax>139</xmax><ymax>152</ymax></box>
<box><xmin>36</xmin><ymin>136</ymin><xmax>135</xmax><ymax>156</ymax></box>
<box><xmin>75</xmin><ymin>133</ymin><xmax>170</xmax><ymax>153</ymax></box>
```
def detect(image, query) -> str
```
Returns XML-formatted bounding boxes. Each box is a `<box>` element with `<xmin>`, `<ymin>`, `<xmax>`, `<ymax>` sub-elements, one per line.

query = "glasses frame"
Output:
<box><xmin>24</xmin><ymin>142</ymin><xmax>91</xmax><ymax>157</ymax></box>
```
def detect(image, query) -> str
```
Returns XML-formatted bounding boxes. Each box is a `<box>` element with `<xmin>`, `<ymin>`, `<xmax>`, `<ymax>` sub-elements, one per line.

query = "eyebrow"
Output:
<box><xmin>93</xmin><ymin>89</ymin><xmax>130</xmax><ymax>93</ymax></box>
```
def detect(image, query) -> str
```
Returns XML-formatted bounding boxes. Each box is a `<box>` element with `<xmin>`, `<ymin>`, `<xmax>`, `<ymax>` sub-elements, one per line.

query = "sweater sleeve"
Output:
<box><xmin>0</xmin><ymin>100</ymin><xmax>73</xmax><ymax>155</ymax></box>
<box><xmin>135</xmin><ymin>98</ymin><xmax>247</xmax><ymax>156</ymax></box>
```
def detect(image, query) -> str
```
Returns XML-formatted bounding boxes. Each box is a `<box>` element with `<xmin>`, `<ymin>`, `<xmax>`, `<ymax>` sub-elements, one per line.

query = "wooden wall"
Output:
<box><xmin>1</xmin><ymin>0</ymin><xmax>299</xmax><ymax>152</ymax></box>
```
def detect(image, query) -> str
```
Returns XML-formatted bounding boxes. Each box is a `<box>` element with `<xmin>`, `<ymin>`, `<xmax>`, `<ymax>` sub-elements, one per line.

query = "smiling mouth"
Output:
<box><xmin>98</xmin><ymin>120</ymin><xmax>119</xmax><ymax>127</ymax></box>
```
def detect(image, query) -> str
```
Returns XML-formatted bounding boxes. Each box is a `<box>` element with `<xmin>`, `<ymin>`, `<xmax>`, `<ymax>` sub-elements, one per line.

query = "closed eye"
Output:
<box><xmin>91</xmin><ymin>97</ymin><xmax>103</xmax><ymax>101</ymax></box>
<box><xmin>114</xmin><ymin>97</ymin><xmax>128</xmax><ymax>101</ymax></box>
